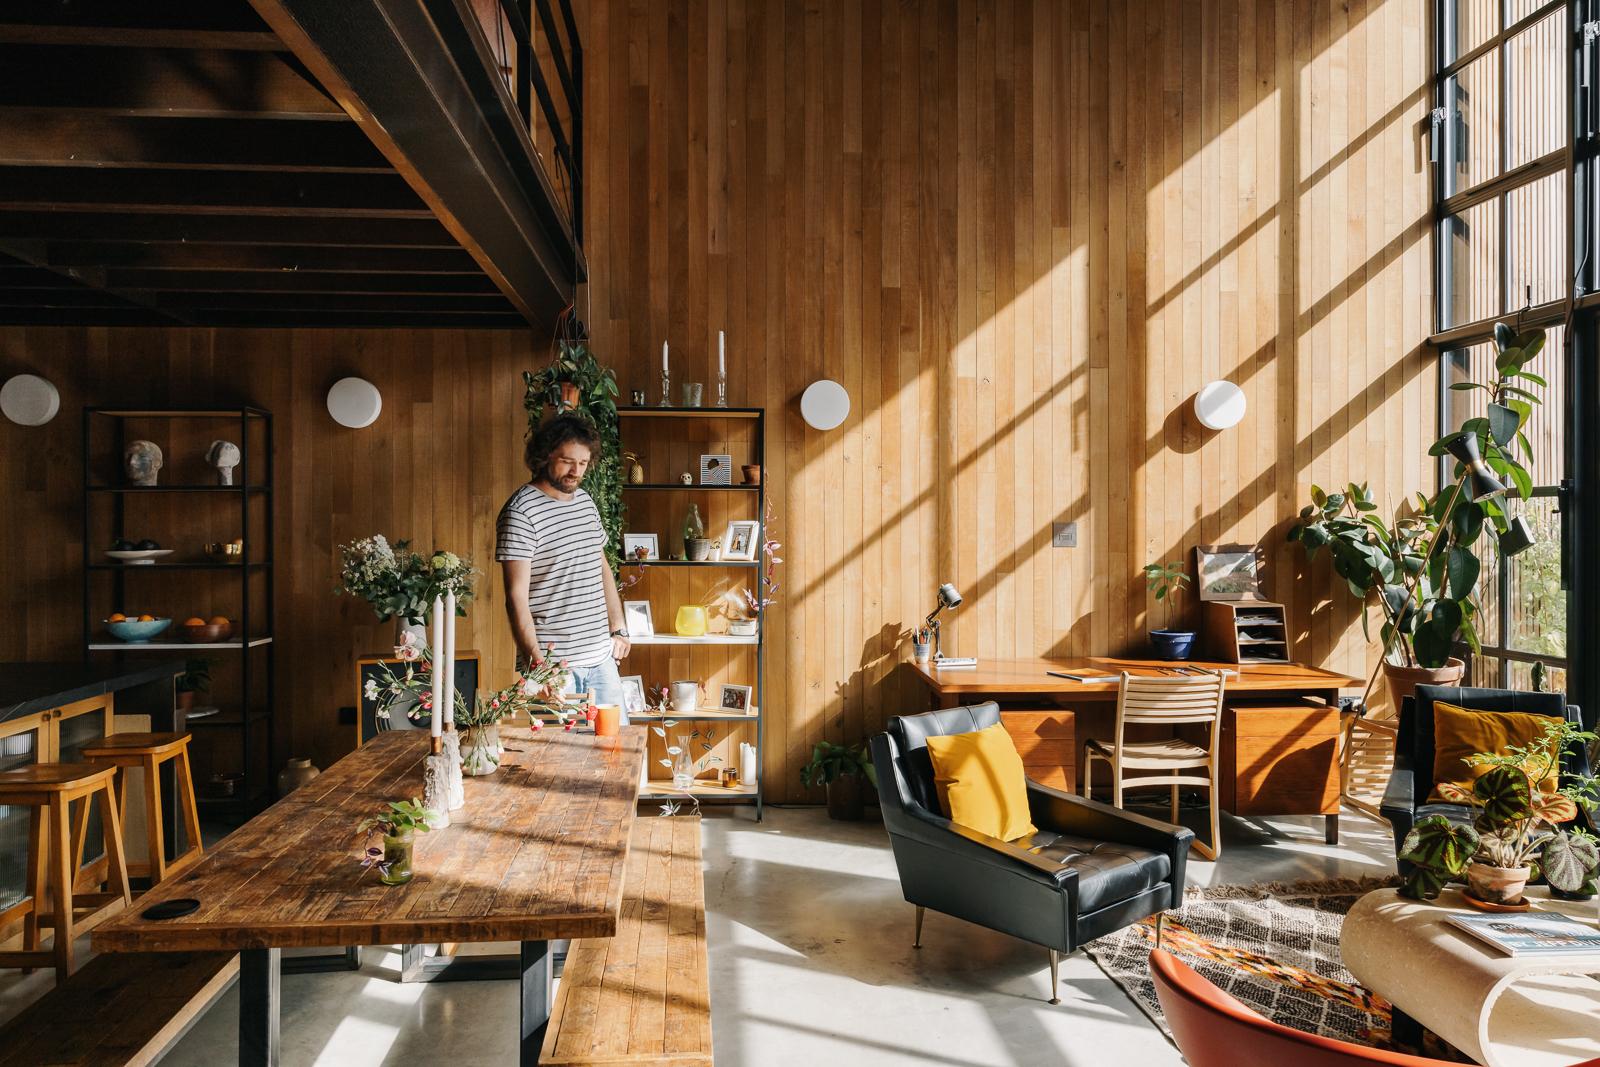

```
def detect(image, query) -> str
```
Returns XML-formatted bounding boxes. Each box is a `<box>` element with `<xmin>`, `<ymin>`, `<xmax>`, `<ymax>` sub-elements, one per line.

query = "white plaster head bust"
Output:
<box><xmin>205</xmin><ymin>440</ymin><xmax>241</xmax><ymax>485</ymax></box>
<box><xmin>124</xmin><ymin>440</ymin><xmax>163</xmax><ymax>486</ymax></box>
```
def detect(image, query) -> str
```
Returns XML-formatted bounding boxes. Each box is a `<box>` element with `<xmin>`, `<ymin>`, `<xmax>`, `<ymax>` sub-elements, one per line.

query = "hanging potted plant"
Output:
<box><xmin>1142</xmin><ymin>559</ymin><xmax>1195</xmax><ymax>661</ymax></box>
<box><xmin>800</xmin><ymin>741</ymin><xmax>877</xmax><ymax>821</ymax></box>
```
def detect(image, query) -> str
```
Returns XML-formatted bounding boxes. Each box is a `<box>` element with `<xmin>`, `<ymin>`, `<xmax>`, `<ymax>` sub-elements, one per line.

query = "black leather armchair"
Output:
<box><xmin>1381</xmin><ymin>683</ymin><xmax>1590</xmax><ymax>872</ymax></box>
<box><xmin>871</xmin><ymin>702</ymin><xmax>1194</xmax><ymax>1003</ymax></box>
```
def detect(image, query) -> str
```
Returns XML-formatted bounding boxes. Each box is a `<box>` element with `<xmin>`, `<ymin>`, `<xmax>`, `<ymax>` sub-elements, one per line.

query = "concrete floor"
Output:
<box><xmin>0</xmin><ymin>802</ymin><xmax>1398</xmax><ymax>1066</ymax></box>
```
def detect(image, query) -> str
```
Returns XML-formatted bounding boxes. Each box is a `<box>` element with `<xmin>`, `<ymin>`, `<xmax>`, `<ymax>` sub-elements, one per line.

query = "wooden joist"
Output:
<box><xmin>0</xmin><ymin>950</ymin><xmax>237</xmax><ymax>1067</ymax></box>
<box><xmin>541</xmin><ymin>816</ymin><xmax>713</xmax><ymax>1067</ymax></box>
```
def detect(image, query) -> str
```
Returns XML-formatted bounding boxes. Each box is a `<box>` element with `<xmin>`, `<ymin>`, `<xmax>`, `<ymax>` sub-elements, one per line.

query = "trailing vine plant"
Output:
<box><xmin>523</xmin><ymin>307</ymin><xmax>625</xmax><ymax>573</ymax></box>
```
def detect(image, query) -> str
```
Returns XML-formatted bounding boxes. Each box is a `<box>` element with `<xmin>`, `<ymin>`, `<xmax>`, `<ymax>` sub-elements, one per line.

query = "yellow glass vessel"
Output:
<box><xmin>674</xmin><ymin>605</ymin><xmax>708</xmax><ymax>637</ymax></box>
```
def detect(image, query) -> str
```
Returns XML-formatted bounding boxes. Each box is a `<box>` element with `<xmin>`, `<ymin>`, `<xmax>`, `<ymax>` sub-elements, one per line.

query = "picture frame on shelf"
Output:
<box><xmin>623</xmin><ymin>600</ymin><xmax>655</xmax><ymax>637</ymax></box>
<box><xmin>699</xmin><ymin>453</ymin><xmax>733</xmax><ymax>485</ymax></box>
<box><xmin>717</xmin><ymin>684</ymin><xmax>754</xmax><ymax>714</ymax></box>
<box><xmin>1194</xmin><ymin>543</ymin><xmax>1264</xmax><ymax>601</ymax></box>
<box><xmin>720</xmin><ymin>520</ymin><xmax>760</xmax><ymax>561</ymax></box>
<box><xmin>620</xmin><ymin>675</ymin><xmax>647</xmax><ymax>714</ymax></box>
<box><xmin>622</xmin><ymin>532</ymin><xmax>659</xmax><ymax>562</ymax></box>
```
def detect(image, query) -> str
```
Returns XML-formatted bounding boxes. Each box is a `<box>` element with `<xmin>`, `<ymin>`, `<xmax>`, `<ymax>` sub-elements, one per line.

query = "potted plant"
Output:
<box><xmin>176</xmin><ymin>657</ymin><xmax>211</xmax><ymax>713</ymax></box>
<box><xmin>1142</xmin><ymin>560</ymin><xmax>1195</xmax><ymax>660</ymax></box>
<box><xmin>357</xmin><ymin>797</ymin><xmax>440</xmax><ymax>886</ymax></box>
<box><xmin>1397</xmin><ymin>815</ymin><xmax>1481</xmax><ymax>900</ymax></box>
<box><xmin>800</xmin><ymin>740</ymin><xmax>877</xmax><ymax>821</ymax></box>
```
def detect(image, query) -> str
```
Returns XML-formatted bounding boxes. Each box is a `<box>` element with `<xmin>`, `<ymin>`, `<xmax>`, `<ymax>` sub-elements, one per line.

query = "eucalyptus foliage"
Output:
<box><xmin>524</xmin><ymin>336</ymin><xmax>624</xmax><ymax>574</ymax></box>
<box><xmin>1289</xmin><ymin>322</ymin><xmax>1545</xmax><ymax>668</ymax></box>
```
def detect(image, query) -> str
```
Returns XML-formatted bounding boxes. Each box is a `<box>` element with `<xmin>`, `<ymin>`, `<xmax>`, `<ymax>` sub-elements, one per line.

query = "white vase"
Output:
<box><xmin>462</xmin><ymin>724</ymin><xmax>502</xmax><ymax>776</ymax></box>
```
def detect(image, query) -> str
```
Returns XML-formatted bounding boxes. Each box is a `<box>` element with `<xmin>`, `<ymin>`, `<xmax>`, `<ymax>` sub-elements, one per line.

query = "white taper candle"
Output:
<box><xmin>442</xmin><ymin>592</ymin><xmax>457</xmax><ymax>727</ymax></box>
<box><xmin>719</xmin><ymin>330</ymin><xmax>725</xmax><ymax>375</ymax></box>
<box><xmin>429</xmin><ymin>596</ymin><xmax>444</xmax><ymax>738</ymax></box>
<box><xmin>662</xmin><ymin>340</ymin><xmax>669</xmax><ymax>372</ymax></box>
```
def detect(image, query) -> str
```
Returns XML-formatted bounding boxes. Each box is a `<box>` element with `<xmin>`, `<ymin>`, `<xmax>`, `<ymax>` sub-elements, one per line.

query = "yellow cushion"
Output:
<box><xmin>924</xmin><ymin>722</ymin><xmax>1038</xmax><ymax>842</ymax></box>
<box><xmin>1429</xmin><ymin>701</ymin><xmax>1560</xmax><ymax>802</ymax></box>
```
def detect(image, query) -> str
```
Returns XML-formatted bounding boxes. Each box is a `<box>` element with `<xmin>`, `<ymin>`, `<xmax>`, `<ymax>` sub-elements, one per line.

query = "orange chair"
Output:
<box><xmin>1148</xmin><ymin>946</ymin><xmax>1600</xmax><ymax>1067</ymax></box>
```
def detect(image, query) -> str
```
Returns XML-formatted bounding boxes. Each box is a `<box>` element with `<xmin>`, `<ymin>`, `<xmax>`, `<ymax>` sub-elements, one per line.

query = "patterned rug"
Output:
<box><xmin>1083</xmin><ymin>875</ymin><xmax>1461</xmax><ymax>1057</ymax></box>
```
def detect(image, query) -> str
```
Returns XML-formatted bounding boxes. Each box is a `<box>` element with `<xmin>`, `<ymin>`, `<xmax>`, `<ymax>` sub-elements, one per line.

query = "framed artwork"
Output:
<box><xmin>699</xmin><ymin>454</ymin><xmax>732</xmax><ymax>485</ymax></box>
<box><xmin>721</xmin><ymin>520</ymin><xmax>760</xmax><ymax>561</ymax></box>
<box><xmin>622</xmin><ymin>532</ymin><xmax>659</xmax><ymax>561</ymax></box>
<box><xmin>717</xmin><ymin>684</ymin><xmax>754</xmax><ymax>714</ymax></box>
<box><xmin>1194</xmin><ymin>544</ymin><xmax>1264</xmax><ymax>601</ymax></box>
<box><xmin>623</xmin><ymin>600</ymin><xmax>655</xmax><ymax>637</ymax></box>
<box><xmin>619</xmin><ymin>675</ymin><xmax>647</xmax><ymax>714</ymax></box>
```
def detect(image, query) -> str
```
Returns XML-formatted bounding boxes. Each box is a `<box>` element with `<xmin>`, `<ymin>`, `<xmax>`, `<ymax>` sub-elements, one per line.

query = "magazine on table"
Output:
<box><xmin>1445</xmin><ymin>912</ymin><xmax>1600</xmax><ymax>957</ymax></box>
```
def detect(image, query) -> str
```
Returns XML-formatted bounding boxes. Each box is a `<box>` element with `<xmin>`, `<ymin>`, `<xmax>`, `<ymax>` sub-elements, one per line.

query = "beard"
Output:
<box><xmin>544</xmin><ymin>462</ymin><xmax>583</xmax><ymax>490</ymax></box>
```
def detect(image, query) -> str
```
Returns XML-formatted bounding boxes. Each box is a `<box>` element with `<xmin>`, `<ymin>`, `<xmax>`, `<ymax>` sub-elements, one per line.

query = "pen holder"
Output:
<box><xmin>912</xmin><ymin>641</ymin><xmax>931</xmax><ymax>664</ymax></box>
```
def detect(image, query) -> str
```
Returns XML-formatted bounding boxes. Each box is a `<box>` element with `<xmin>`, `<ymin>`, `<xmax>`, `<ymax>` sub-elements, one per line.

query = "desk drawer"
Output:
<box><xmin>1221</xmin><ymin>700</ymin><xmax>1339</xmax><ymax>816</ymax></box>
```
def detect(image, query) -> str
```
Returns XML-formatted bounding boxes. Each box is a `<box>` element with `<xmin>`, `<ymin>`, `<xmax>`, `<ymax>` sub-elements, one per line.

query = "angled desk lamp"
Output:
<box><xmin>924</xmin><ymin>583</ymin><xmax>963</xmax><ymax>661</ymax></box>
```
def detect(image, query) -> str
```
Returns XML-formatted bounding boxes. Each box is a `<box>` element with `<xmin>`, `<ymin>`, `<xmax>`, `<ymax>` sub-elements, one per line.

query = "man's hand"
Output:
<box><xmin>611</xmin><ymin>634</ymin><xmax>631</xmax><ymax>660</ymax></box>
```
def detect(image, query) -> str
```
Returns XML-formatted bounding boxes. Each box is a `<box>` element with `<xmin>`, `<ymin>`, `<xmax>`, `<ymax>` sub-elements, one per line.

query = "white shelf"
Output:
<box><xmin>629</xmin><ymin>634</ymin><xmax>758</xmax><ymax>646</ymax></box>
<box><xmin>88</xmin><ymin>637</ymin><xmax>275</xmax><ymax>651</ymax></box>
<box><xmin>640</xmin><ymin>781</ymin><xmax>759</xmax><ymax>798</ymax></box>
<box><xmin>629</xmin><ymin>710</ymin><xmax>758</xmax><ymax>722</ymax></box>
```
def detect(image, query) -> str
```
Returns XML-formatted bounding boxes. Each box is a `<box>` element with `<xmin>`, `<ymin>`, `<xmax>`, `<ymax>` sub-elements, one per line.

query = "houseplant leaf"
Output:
<box><xmin>1473</xmin><ymin>766</ymin><xmax>1534</xmax><ymax>826</ymax></box>
<box><xmin>1541</xmin><ymin>831</ymin><xmax>1600</xmax><ymax>894</ymax></box>
<box><xmin>1487</xmin><ymin>402</ymin><xmax>1519</xmax><ymax>446</ymax></box>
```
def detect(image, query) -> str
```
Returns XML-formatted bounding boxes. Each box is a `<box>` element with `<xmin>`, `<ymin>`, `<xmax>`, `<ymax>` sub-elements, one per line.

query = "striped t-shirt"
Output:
<box><xmin>494</xmin><ymin>483</ymin><xmax>612</xmax><ymax>669</ymax></box>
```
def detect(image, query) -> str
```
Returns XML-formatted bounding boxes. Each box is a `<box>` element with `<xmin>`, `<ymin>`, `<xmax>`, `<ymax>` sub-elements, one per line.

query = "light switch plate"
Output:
<box><xmin>1052</xmin><ymin>521</ymin><xmax>1077</xmax><ymax>548</ymax></box>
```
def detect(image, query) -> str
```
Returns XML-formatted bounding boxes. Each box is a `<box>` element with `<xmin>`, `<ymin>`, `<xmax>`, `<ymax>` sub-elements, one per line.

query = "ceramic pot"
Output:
<box><xmin>594</xmin><ymin>704</ymin><xmax>622</xmax><ymax>737</ymax></box>
<box><xmin>670</xmin><ymin>680</ymin><xmax>701</xmax><ymax>713</ymax></box>
<box><xmin>729</xmin><ymin>618</ymin><xmax>758</xmax><ymax>637</ymax></box>
<box><xmin>741</xmin><ymin>464</ymin><xmax>762</xmax><ymax>485</ymax></box>
<box><xmin>461</xmin><ymin>723</ymin><xmax>502</xmax><ymax>776</ymax></box>
<box><xmin>1465</xmin><ymin>862</ymin><xmax>1532</xmax><ymax>906</ymax></box>
<box><xmin>276</xmin><ymin>757</ymin><xmax>320</xmax><ymax>796</ymax></box>
<box><xmin>826</xmin><ymin>775</ymin><xmax>865</xmax><ymax>821</ymax></box>
<box><xmin>1149</xmin><ymin>629</ymin><xmax>1197</xmax><ymax>661</ymax></box>
<box><xmin>1383</xmin><ymin>657</ymin><xmax>1466</xmax><ymax>714</ymax></box>
<box><xmin>558</xmin><ymin>381</ymin><xmax>581</xmax><ymax>409</ymax></box>
<box><xmin>686</xmin><ymin>538</ymin><xmax>712</xmax><ymax>562</ymax></box>
<box><xmin>176</xmin><ymin>690</ymin><xmax>196</xmax><ymax>712</ymax></box>
<box><xmin>380</xmin><ymin>830</ymin><xmax>415</xmax><ymax>885</ymax></box>
<box><xmin>675</xmin><ymin>605</ymin><xmax>708</xmax><ymax>636</ymax></box>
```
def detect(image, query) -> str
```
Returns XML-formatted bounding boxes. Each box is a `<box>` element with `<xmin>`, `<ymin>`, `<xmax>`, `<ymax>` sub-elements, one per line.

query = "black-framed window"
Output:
<box><xmin>1432</xmin><ymin>0</ymin><xmax>1575</xmax><ymax>691</ymax></box>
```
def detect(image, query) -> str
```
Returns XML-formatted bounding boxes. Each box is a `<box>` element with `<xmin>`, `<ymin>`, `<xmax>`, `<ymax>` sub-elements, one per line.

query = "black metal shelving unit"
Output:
<box><xmin>81</xmin><ymin>406</ymin><xmax>275</xmax><ymax>820</ymax></box>
<box><xmin>616</xmin><ymin>405</ymin><xmax>765</xmax><ymax>818</ymax></box>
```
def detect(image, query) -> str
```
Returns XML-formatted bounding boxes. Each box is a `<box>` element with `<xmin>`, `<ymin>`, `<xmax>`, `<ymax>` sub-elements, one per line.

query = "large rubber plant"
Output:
<box><xmin>523</xmin><ymin>310</ymin><xmax>625</xmax><ymax>573</ymax></box>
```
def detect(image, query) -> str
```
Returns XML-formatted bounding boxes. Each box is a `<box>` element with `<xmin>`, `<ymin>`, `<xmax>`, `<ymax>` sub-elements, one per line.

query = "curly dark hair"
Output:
<box><xmin>525</xmin><ymin>412</ymin><xmax>602</xmax><ymax>476</ymax></box>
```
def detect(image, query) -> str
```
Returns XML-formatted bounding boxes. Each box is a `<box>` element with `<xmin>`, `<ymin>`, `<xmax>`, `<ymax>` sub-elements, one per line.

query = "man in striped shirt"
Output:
<box><xmin>496</xmin><ymin>414</ymin><xmax>630</xmax><ymax>713</ymax></box>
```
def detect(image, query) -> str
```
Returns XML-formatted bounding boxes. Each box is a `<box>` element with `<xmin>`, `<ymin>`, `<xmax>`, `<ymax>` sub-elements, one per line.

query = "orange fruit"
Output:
<box><xmin>108</xmin><ymin>613</ymin><xmax>127</xmax><ymax>623</ymax></box>
<box><xmin>209</xmin><ymin>615</ymin><xmax>229</xmax><ymax>626</ymax></box>
<box><xmin>137</xmin><ymin>614</ymin><xmax>155</xmax><ymax>622</ymax></box>
<box><xmin>184</xmin><ymin>616</ymin><xmax>205</xmax><ymax>626</ymax></box>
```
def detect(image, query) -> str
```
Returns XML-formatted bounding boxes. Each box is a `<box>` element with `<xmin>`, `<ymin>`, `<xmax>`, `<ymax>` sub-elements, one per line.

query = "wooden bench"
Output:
<box><xmin>541</xmin><ymin>815</ymin><xmax>712</xmax><ymax>1066</ymax></box>
<box><xmin>0</xmin><ymin>950</ymin><xmax>237</xmax><ymax>1067</ymax></box>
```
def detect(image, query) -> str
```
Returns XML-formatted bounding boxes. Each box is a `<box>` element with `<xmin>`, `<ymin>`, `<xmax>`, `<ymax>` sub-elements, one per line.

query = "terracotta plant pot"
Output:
<box><xmin>1465</xmin><ymin>861</ymin><xmax>1532</xmax><ymax>906</ymax></box>
<box><xmin>176</xmin><ymin>690</ymin><xmax>196</xmax><ymax>712</ymax></box>
<box><xmin>685</xmin><ymin>538</ymin><xmax>712</xmax><ymax>562</ymax></box>
<box><xmin>741</xmin><ymin>464</ymin><xmax>762</xmax><ymax>485</ymax></box>
<box><xmin>557</xmin><ymin>381</ymin><xmax>581</xmax><ymax>409</ymax></box>
<box><xmin>826</xmin><ymin>775</ymin><xmax>865</xmax><ymax>821</ymax></box>
<box><xmin>1382</xmin><ymin>657</ymin><xmax>1466</xmax><ymax>714</ymax></box>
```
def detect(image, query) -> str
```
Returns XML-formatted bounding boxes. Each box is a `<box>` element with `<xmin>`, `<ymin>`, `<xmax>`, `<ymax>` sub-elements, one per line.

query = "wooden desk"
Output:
<box><xmin>94</xmin><ymin>726</ymin><xmax>647</xmax><ymax>1067</ymax></box>
<box><xmin>911</xmin><ymin>656</ymin><xmax>1358</xmax><ymax>704</ymax></box>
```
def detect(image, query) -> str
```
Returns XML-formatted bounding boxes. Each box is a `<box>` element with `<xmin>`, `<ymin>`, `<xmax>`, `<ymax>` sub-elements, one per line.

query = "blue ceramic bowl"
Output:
<box><xmin>106</xmin><ymin>617</ymin><xmax>172</xmax><ymax>643</ymax></box>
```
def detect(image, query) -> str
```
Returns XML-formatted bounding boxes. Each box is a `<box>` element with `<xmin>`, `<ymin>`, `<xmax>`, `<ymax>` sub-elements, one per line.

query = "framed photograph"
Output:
<box><xmin>717</xmin><ymin>684</ymin><xmax>754</xmax><ymax>714</ymax></box>
<box><xmin>1194</xmin><ymin>544</ymin><xmax>1264</xmax><ymax>601</ymax></box>
<box><xmin>622</xmin><ymin>532</ymin><xmax>659</xmax><ymax>562</ymax></box>
<box><xmin>623</xmin><ymin>600</ymin><xmax>655</xmax><ymax>637</ymax></box>
<box><xmin>619</xmin><ymin>675</ymin><xmax>647</xmax><ymax>714</ymax></box>
<box><xmin>721</xmin><ymin>520</ymin><xmax>760</xmax><ymax>561</ymax></box>
<box><xmin>699</xmin><ymin>454</ymin><xmax>733</xmax><ymax>485</ymax></box>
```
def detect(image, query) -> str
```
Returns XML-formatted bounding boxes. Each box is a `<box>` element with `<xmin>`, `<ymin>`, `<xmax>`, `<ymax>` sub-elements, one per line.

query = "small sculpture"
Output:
<box><xmin>679</xmin><ymin>472</ymin><xmax>693</xmax><ymax>485</ymax></box>
<box><xmin>205</xmin><ymin>440</ymin><xmax>241</xmax><ymax>486</ymax></box>
<box><xmin>124</xmin><ymin>440</ymin><xmax>163</xmax><ymax>486</ymax></box>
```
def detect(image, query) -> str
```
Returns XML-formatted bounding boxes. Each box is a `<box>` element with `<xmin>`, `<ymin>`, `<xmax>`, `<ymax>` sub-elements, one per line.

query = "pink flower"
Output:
<box><xmin>400</xmin><ymin>631</ymin><xmax>418</xmax><ymax>647</ymax></box>
<box><xmin>530</xmin><ymin>718</ymin><xmax>543</xmax><ymax>731</ymax></box>
<box><xmin>558</xmin><ymin>659</ymin><xmax>569</xmax><ymax>669</ymax></box>
<box><xmin>395</xmin><ymin>643</ymin><xmax>420</xmax><ymax>662</ymax></box>
<box><xmin>491</xmin><ymin>697</ymin><xmax>501</xmax><ymax>709</ymax></box>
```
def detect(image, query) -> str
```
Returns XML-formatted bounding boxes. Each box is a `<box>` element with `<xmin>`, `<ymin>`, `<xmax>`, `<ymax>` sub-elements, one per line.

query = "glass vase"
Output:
<box><xmin>461</xmin><ymin>722</ymin><xmax>502</xmax><ymax>776</ymax></box>
<box><xmin>380</xmin><ymin>830</ymin><xmax>415</xmax><ymax>885</ymax></box>
<box><xmin>683</xmin><ymin>503</ymin><xmax>705</xmax><ymax>542</ymax></box>
<box><xmin>672</xmin><ymin>734</ymin><xmax>696</xmax><ymax>790</ymax></box>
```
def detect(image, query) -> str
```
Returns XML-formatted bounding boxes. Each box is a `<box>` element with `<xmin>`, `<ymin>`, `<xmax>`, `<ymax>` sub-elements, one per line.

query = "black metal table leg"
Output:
<box><xmin>520</xmin><ymin>939</ymin><xmax>552</xmax><ymax>1066</ymax></box>
<box><xmin>240</xmin><ymin>947</ymin><xmax>281</xmax><ymax>1067</ymax></box>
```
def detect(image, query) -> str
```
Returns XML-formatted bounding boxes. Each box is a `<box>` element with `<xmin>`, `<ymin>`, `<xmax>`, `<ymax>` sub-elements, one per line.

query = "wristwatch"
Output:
<box><xmin>611</xmin><ymin>628</ymin><xmax>629</xmax><ymax>639</ymax></box>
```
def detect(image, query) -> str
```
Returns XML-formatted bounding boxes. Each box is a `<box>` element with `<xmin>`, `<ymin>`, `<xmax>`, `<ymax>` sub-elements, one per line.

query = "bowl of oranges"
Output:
<box><xmin>105</xmin><ymin>613</ymin><xmax>171</xmax><ymax>643</ymax></box>
<box><xmin>182</xmin><ymin>616</ymin><xmax>233</xmax><ymax>643</ymax></box>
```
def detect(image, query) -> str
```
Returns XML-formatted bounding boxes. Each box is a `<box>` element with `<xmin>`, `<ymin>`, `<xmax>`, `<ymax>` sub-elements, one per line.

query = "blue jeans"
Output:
<box><xmin>567</xmin><ymin>658</ymin><xmax>627</xmax><ymax>723</ymax></box>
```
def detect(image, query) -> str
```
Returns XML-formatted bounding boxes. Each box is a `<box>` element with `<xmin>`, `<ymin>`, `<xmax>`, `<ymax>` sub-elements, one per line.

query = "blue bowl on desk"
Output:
<box><xmin>105</xmin><ymin>617</ymin><xmax>172</xmax><ymax>643</ymax></box>
<box><xmin>1149</xmin><ymin>629</ymin><xmax>1197</xmax><ymax>661</ymax></box>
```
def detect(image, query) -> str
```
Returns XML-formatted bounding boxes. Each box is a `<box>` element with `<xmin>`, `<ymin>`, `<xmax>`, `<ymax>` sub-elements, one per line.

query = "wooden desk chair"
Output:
<box><xmin>80</xmin><ymin>731</ymin><xmax>204</xmax><ymax>886</ymax></box>
<box><xmin>1081</xmin><ymin>671</ymin><xmax>1227</xmax><ymax>859</ymax></box>
<box><xmin>0</xmin><ymin>763</ymin><xmax>131</xmax><ymax>980</ymax></box>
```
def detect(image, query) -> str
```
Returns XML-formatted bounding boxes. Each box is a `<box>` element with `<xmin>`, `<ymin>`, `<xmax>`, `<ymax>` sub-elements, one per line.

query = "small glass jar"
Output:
<box><xmin>380</xmin><ymin>830</ymin><xmax>415</xmax><ymax>885</ymax></box>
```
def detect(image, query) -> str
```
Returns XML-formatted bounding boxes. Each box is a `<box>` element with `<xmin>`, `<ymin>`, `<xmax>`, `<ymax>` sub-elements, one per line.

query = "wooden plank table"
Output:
<box><xmin>93</xmin><ymin>726</ymin><xmax>647</xmax><ymax>1067</ymax></box>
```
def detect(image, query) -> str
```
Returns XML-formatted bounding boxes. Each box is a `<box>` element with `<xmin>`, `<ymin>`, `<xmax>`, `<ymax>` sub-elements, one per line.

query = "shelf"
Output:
<box><xmin>629</xmin><ymin>634</ymin><xmax>758</xmax><ymax>646</ymax></box>
<box><xmin>87</xmin><ymin>485</ymin><xmax>270</xmax><ymax>494</ymax></box>
<box><xmin>623</xmin><ymin>483</ymin><xmax>760</xmax><ymax>491</ymax></box>
<box><xmin>91</xmin><ymin>408</ymin><xmax>270</xmax><ymax>419</ymax></box>
<box><xmin>87</xmin><ymin>637</ymin><xmax>275</xmax><ymax>651</ymax></box>
<box><xmin>188</xmin><ymin>710</ymin><xmax>272</xmax><ymax>729</ymax></box>
<box><xmin>88</xmin><ymin>561</ymin><xmax>271</xmax><ymax>571</ymax></box>
<box><xmin>618</xmin><ymin>406</ymin><xmax>761</xmax><ymax>419</ymax></box>
<box><xmin>629</xmin><ymin>710</ymin><xmax>758</xmax><ymax>722</ymax></box>
<box><xmin>623</xmin><ymin>560</ymin><xmax>759</xmax><ymax>568</ymax></box>
<box><xmin>640</xmin><ymin>780</ymin><xmax>758</xmax><ymax>798</ymax></box>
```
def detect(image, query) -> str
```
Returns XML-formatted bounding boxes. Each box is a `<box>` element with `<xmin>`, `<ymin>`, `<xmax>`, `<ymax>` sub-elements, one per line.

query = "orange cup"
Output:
<box><xmin>593</xmin><ymin>703</ymin><xmax>622</xmax><ymax>737</ymax></box>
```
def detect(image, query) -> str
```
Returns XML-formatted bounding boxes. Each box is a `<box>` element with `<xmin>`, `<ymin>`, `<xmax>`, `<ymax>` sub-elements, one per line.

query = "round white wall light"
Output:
<box><xmin>800</xmin><ymin>379</ymin><xmax>850</xmax><ymax>431</ymax></box>
<box><xmin>327</xmin><ymin>377</ymin><xmax>383</xmax><ymax>428</ymax></box>
<box><xmin>0</xmin><ymin>374</ymin><xmax>60</xmax><ymax>426</ymax></box>
<box><xmin>1194</xmin><ymin>380</ymin><xmax>1247</xmax><ymax>430</ymax></box>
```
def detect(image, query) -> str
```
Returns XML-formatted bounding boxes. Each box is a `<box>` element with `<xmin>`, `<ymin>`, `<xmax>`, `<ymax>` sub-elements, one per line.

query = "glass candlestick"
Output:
<box><xmin>716</xmin><ymin>371</ymin><xmax>728</xmax><ymax>407</ymax></box>
<box><xmin>659</xmin><ymin>368</ymin><xmax>671</xmax><ymax>407</ymax></box>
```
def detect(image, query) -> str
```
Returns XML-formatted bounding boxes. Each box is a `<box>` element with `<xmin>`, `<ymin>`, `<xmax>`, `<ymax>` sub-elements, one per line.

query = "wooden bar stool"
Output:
<box><xmin>0</xmin><ymin>763</ymin><xmax>131</xmax><ymax>980</ymax></box>
<box><xmin>80</xmin><ymin>731</ymin><xmax>204</xmax><ymax>887</ymax></box>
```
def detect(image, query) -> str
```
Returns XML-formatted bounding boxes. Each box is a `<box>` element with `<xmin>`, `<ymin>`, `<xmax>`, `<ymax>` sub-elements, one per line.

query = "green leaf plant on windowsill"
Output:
<box><xmin>1289</xmin><ymin>321</ymin><xmax>1547</xmax><ymax>710</ymax></box>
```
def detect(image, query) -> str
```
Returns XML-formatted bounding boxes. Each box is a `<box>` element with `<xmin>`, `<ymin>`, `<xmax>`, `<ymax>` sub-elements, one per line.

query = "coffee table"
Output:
<box><xmin>1343</xmin><ymin>887</ymin><xmax>1600</xmax><ymax>1066</ymax></box>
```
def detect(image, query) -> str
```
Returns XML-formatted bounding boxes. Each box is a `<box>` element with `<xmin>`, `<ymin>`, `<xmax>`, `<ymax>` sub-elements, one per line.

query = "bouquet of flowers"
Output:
<box><xmin>337</xmin><ymin>536</ymin><xmax>478</xmax><ymax>624</ymax></box>
<box><xmin>459</xmin><ymin>648</ymin><xmax>589</xmax><ymax>729</ymax></box>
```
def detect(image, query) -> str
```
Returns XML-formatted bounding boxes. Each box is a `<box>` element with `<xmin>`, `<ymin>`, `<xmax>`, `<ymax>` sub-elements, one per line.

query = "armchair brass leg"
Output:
<box><xmin>913</xmin><ymin>906</ymin><xmax>924</xmax><ymax>949</ymax></box>
<box><xmin>1048</xmin><ymin>949</ymin><xmax>1061</xmax><ymax>1005</ymax></box>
